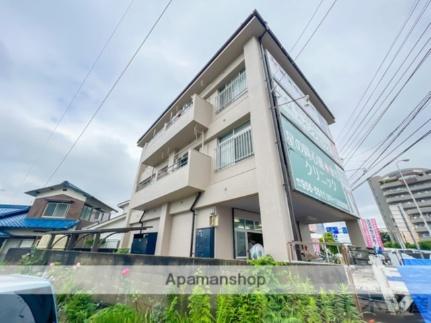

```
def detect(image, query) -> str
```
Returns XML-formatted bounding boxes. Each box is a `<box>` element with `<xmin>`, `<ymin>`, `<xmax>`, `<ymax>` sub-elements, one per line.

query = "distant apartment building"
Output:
<box><xmin>121</xmin><ymin>11</ymin><xmax>364</xmax><ymax>261</ymax></box>
<box><xmin>369</xmin><ymin>168</ymin><xmax>431</xmax><ymax>244</ymax></box>
<box><xmin>0</xmin><ymin>181</ymin><xmax>114</xmax><ymax>256</ymax></box>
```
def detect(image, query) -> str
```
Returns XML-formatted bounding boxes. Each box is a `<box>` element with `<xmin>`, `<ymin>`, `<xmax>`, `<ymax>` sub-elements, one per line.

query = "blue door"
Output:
<box><xmin>195</xmin><ymin>227</ymin><xmax>214</xmax><ymax>258</ymax></box>
<box><xmin>131</xmin><ymin>232</ymin><xmax>157</xmax><ymax>255</ymax></box>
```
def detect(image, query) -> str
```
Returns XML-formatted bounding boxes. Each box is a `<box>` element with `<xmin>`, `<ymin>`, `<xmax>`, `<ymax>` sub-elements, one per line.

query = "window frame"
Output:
<box><xmin>42</xmin><ymin>202</ymin><xmax>70</xmax><ymax>218</ymax></box>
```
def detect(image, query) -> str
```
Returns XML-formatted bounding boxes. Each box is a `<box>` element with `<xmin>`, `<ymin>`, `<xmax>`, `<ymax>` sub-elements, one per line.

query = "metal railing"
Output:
<box><xmin>165</xmin><ymin>101</ymin><xmax>192</xmax><ymax>129</ymax></box>
<box><xmin>136</xmin><ymin>153</ymin><xmax>189</xmax><ymax>192</ymax></box>
<box><xmin>216</xmin><ymin>128</ymin><xmax>253</xmax><ymax>169</ymax></box>
<box><xmin>215</xmin><ymin>70</ymin><xmax>246</xmax><ymax>113</ymax></box>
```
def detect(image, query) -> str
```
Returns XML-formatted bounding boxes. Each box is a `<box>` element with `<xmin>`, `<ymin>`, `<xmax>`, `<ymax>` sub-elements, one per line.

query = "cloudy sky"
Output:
<box><xmin>0</xmin><ymin>0</ymin><xmax>429</xmax><ymax>226</ymax></box>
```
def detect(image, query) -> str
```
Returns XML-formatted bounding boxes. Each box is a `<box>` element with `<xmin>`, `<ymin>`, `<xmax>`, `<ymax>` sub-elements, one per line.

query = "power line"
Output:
<box><xmin>340</xmin><ymin>1</ymin><xmax>430</xmax><ymax>153</ymax></box>
<box><xmin>342</xmin><ymin>45</ymin><xmax>431</xmax><ymax>163</ymax></box>
<box><xmin>351</xmin><ymin>117</ymin><xmax>431</xmax><ymax>188</ymax></box>
<box><xmin>348</xmin><ymin>92</ymin><xmax>431</xmax><ymax>182</ymax></box>
<box><xmin>290</xmin><ymin>0</ymin><xmax>325</xmax><ymax>53</ymax></box>
<box><xmin>336</xmin><ymin>0</ymin><xmax>420</xmax><ymax>143</ymax></box>
<box><xmin>43</xmin><ymin>0</ymin><xmax>174</xmax><ymax>185</ymax></box>
<box><xmin>342</xmin><ymin>30</ymin><xmax>431</xmax><ymax>163</ymax></box>
<box><xmin>294</xmin><ymin>0</ymin><xmax>338</xmax><ymax>60</ymax></box>
<box><xmin>20</xmin><ymin>0</ymin><xmax>135</xmax><ymax>188</ymax></box>
<box><xmin>352</xmin><ymin>128</ymin><xmax>431</xmax><ymax>190</ymax></box>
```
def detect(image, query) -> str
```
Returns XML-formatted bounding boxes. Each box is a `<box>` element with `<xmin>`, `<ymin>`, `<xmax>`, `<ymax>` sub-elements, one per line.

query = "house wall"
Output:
<box><xmin>28</xmin><ymin>194</ymin><xmax>85</xmax><ymax>219</ymax></box>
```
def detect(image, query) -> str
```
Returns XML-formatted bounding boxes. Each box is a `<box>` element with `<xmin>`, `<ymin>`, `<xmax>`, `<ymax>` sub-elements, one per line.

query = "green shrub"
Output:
<box><xmin>63</xmin><ymin>294</ymin><xmax>97</xmax><ymax>323</ymax></box>
<box><xmin>188</xmin><ymin>286</ymin><xmax>212</xmax><ymax>323</ymax></box>
<box><xmin>115</xmin><ymin>248</ymin><xmax>130</xmax><ymax>254</ymax></box>
<box><xmin>88</xmin><ymin>304</ymin><xmax>143</xmax><ymax>323</ymax></box>
<box><xmin>419</xmin><ymin>240</ymin><xmax>431</xmax><ymax>250</ymax></box>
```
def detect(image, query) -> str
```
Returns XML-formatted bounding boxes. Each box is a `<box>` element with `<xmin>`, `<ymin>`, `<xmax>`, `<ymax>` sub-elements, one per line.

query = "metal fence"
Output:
<box><xmin>215</xmin><ymin>70</ymin><xmax>247</xmax><ymax>113</ymax></box>
<box><xmin>136</xmin><ymin>153</ymin><xmax>190</xmax><ymax>192</ymax></box>
<box><xmin>216</xmin><ymin>128</ymin><xmax>253</xmax><ymax>169</ymax></box>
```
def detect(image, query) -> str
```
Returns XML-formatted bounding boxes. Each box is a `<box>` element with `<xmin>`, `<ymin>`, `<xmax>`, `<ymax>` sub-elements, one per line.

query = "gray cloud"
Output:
<box><xmin>0</xmin><ymin>0</ymin><xmax>429</xmax><ymax>224</ymax></box>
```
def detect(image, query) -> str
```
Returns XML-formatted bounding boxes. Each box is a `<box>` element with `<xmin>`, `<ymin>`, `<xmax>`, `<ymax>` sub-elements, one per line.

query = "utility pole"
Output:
<box><xmin>396</xmin><ymin>159</ymin><xmax>431</xmax><ymax>239</ymax></box>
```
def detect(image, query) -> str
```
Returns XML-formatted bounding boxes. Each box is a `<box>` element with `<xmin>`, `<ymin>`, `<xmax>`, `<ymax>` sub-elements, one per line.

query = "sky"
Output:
<box><xmin>0</xmin><ymin>0</ymin><xmax>430</xmax><ymax>228</ymax></box>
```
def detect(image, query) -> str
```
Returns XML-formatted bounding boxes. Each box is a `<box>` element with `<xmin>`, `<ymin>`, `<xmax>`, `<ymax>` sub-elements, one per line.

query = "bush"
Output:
<box><xmin>419</xmin><ymin>240</ymin><xmax>431</xmax><ymax>250</ymax></box>
<box><xmin>88</xmin><ymin>304</ymin><xmax>143</xmax><ymax>323</ymax></box>
<box><xmin>115</xmin><ymin>248</ymin><xmax>130</xmax><ymax>254</ymax></box>
<box><xmin>62</xmin><ymin>294</ymin><xmax>97</xmax><ymax>323</ymax></box>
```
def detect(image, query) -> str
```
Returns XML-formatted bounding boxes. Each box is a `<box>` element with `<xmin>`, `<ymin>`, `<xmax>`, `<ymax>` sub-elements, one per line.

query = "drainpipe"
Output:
<box><xmin>189</xmin><ymin>192</ymin><xmax>202</xmax><ymax>257</ymax></box>
<box><xmin>257</xmin><ymin>31</ymin><xmax>300</xmax><ymax>244</ymax></box>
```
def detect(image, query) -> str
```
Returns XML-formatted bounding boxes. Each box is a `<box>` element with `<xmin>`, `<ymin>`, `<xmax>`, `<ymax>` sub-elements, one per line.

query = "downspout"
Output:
<box><xmin>189</xmin><ymin>192</ymin><xmax>202</xmax><ymax>257</ymax></box>
<box><xmin>257</xmin><ymin>31</ymin><xmax>300</xmax><ymax>244</ymax></box>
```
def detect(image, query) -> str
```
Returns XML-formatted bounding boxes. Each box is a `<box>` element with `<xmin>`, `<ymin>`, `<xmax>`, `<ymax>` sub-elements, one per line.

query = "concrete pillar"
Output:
<box><xmin>215</xmin><ymin>206</ymin><xmax>234</xmax><ymax>259</ymax></box>
<box><xmin>91</xmin><ymin>233</ymin><xmax>101</xmax><ymax>252</ymax></box>
<box><xmin>346</xmin><ymin>220</ymin><xmax>366</xmax><ymax>247</ymax></box>
<box><xmin>244</xmin><ymin>37</ymin><xmax>295</xmax><ymax>261</ymax></box>
<box><xmin>120</xmin><ymin>209</ymin><xmax>133</xmax><ymax>249</ymax></box>
<box><xmin>299</xmin><ymin>223</ymin><xmax>312</xmax><ymax>243</ymax></box>
<box><xmin>155</xmin><ymin>204</ymin><xmax>172</xmax><ymax>256</ymax></box>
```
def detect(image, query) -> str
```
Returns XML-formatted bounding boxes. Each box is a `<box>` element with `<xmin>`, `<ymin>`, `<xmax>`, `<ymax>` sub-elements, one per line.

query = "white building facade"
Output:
<box><xmin>121</xmin><ymin>12</ymin><xmax>364</xmax><ymax>261</ymax></box>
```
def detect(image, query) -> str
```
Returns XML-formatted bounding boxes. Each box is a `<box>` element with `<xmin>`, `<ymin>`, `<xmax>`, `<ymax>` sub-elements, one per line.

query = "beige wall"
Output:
<box><xmin>168</xmin><ymin>211</ymin><xmax>193</xmax><ymax>257</ymax></box>
<box><xmin>244</xmin><ymin>37</ymin><xmax>295</xmax><ymax>260</ymax></box>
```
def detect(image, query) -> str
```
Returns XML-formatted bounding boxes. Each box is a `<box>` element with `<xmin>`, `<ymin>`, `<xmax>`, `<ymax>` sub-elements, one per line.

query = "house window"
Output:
<box><xmin>80</xmin><ymin>205</ymin><xmax>93</xmax><ymax>221</ymax></box>
<box><xmin>42</xmin><ymin>202</ymin><xmax>70</xmax><ymax>218</ymax></box>
<box><xmin>215</xmin><ymin>69</ymin><xmax>247</xmax><ymax>113</ymax></box>
<box><xmin>216</xmin><ymin>122</ymin><xmax>253</xmax><ymax>169</ymax></box>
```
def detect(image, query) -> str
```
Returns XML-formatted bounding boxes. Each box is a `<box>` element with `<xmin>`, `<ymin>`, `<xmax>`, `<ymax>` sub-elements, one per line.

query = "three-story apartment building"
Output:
<box><xmin>121</xmin><ymin>11</ymin><xmax>364</xmax><ymax>260</ymax></box>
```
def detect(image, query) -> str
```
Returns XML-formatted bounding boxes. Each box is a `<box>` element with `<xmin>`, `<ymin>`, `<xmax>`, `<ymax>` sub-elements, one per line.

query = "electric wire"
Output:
<box><xmin>340</xmin><ymin>0</ymin><xmax>430</xmax><ymax>153</ymax></box>
<box><xmin>352</xmin><ymin>128</ymin><xmax>431</xmax><ymax>190</ymax></box>
<box><xmin>290</xmin><ymin>0</ymin><xmax>325</xmax><ymax>53</ymax></box>
<box><xmin>294</xmin><ymin>0</ymin><xmax>338</xmax><ymax>60</ymax></box>
<box><xmin>337</xmin><ymin>0</ymin><xmax>420</xmax><ymax>143</ymax></box>
<box><xmin>343</xmin><ymin>45</ymin><xmax>431</xmax><ymax>163</ymax></box>
<box><xmin>43</xmin><ymin>0</ymin><xmax>174</xmax><ymax>185</ymax></box>
<box><xmin>348</xmin><ymin>92</ymin><xmax>431</xmax><ymax>182</ymax></box>
<box><xmin>20</xmin><ymin>0</ymin><xmax>136</xmax><ymax>188</ymax></box>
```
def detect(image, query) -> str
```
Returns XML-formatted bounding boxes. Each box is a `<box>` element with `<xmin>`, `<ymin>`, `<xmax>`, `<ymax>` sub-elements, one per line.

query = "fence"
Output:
<box><xmin>215</xmin><ymin>70</ymin><xmax>246</xmax><ymax>113</ymax></box>
<box><xmin>216</xmin><ymin>128</ymin><xmax>253</xmax><ymax>169</ymax></box>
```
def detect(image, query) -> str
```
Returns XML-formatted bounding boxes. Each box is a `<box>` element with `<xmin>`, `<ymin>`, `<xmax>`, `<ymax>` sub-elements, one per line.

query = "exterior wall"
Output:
<box><xmin>32</xmin><ymin>188</ymin><xmax>86</xmax><ymax>202</ymax></box>
<box><xmin>28</xmin><ymin>194</ymin><xmax>86</xmax><ymax>222</ymax></box>
<box><xmin>243</xmin><ymin>37</ymin><xmax>295</xmax><ymax>260</ymax></box>
<box><xmin>168</xmin><ymin>211</ymin><xmax>193</xmax><ymax>257</ymax></box>
<box><xmin>369</xmin><ymin>169</ymin><xmax>431</xmax><ymax>242</ymax></box>
<box><xmin>122</xmin><ymin>21</ymin><xmax>358</xmax><ymax>260</ymax></box>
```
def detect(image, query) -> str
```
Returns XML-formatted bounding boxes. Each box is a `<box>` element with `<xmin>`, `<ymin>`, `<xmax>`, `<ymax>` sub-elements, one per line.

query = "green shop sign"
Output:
<box><xmin>280</xmin><ymin>116</ymin><xmax>354</xmax><ymax>214</ymax></box>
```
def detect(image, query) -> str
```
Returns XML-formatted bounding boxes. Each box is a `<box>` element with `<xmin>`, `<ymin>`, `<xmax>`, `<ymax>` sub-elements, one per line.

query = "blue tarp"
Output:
<box><xmin>399</xmin><ymin>259</ymin><xmax>431</xmax><ymax>323</ymax></box>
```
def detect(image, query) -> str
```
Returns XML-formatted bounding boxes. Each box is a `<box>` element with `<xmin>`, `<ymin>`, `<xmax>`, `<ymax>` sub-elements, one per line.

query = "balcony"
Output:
<box><xmin>140</xmin><ymin>94</ymin><xmax>213</xmax><ymax>166</ymax></box>
<box><xmin>130</xmin><ymin>149</ymin><xmax>211</xmax><ymax>210</ymax></box>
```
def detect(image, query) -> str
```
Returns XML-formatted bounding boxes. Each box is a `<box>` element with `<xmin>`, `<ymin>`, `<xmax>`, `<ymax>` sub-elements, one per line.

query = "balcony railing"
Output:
<box><xmin>136</xmin><ymin>155</ymin><xmax>189</xmax><ymax>192</ymax></box>
<box><xmin>215</xmin><ymin>70</ymin><xmax>247</xmax><ymax>113</ymax></box>
<box><xmin>216</xmin><ymin>128</ymin><xmax>253</xmax><ymax>169</ymax></box>
<box><xmin>131</xmin><ymin>149</ymin><xmax>211</xmax><ymax>210</ymax></box>
<box><xmin>140</xmin><ymin>94</ymin><xmax>212</xmax><ymax>167</ymax></box>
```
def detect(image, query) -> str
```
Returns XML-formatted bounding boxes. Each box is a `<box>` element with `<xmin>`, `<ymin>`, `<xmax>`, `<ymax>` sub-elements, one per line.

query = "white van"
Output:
<box><xmin>0</xmin><ymin>275</ymin><xmax>57</xmax><ymax>323</ymax></box>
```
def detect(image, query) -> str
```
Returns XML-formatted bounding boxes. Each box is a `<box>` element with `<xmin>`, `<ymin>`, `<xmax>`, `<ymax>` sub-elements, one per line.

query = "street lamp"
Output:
<box><xmin>396</xmin><ymin>159</ymin><xmax>431</xmax><ymax>239</ymax></box>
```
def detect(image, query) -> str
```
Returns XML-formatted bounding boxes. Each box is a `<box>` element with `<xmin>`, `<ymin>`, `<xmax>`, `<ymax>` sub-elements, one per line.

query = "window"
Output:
<box><xmin>80</xmin><ymin>205</ymin><xmax>93</xmax><ymax>221</ymax></box>
<box><xmin>175</xmin><ymin>152</ymin><xmax>189</xmax><ymax>169</ymax></box>
<box><xmin>216</xmin><ymin>69</ymin><xmax>247</xmax><ymax>113</ymax></box>
<box><xmin>216</xmin><ymin>122</ymin><xmax>253</xmax><ymax>169</ymax></box>
<box><xmin>42</xmin><ymin>202</ymin><xmax>70</xmax><ymax>218</ymax></box>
